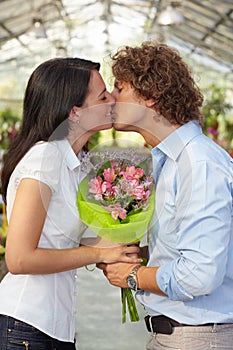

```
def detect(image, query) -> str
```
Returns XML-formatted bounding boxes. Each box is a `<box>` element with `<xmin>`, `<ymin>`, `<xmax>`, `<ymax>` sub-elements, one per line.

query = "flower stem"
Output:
<box><xmin>121</xmin><ymin>288</ymin><xmax>139</xmax><ymax>323</ymax></box>
<box><xmin>121</xmin><ymin>288</ymin><xmax>127</xmax><ymax>323</ymax></box>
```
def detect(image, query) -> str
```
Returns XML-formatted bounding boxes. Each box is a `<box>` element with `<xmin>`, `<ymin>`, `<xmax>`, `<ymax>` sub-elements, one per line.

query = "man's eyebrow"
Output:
<box><xmin>98</xmin><ymin>87</ymin><xmax>106</xmax><ymax>97</ymax></box>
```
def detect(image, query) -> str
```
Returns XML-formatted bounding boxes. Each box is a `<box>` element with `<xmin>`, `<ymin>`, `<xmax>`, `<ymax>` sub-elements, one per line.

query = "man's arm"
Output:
<box><xmin>98</xmin><ymin>262</ymin><xmax>167</xmax><ymax>296</ymax></box>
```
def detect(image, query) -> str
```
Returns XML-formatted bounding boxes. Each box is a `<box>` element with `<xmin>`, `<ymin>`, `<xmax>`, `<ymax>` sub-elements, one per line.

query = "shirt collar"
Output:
<box><xmin>55</xmin><ymin>138</ymin><xmax>81</xmax><ymax>170</ymax></box>
<box><xmin>151</xmin><ymin>121</ymin><xmax>203</xmax><ymax>160</ymax></box>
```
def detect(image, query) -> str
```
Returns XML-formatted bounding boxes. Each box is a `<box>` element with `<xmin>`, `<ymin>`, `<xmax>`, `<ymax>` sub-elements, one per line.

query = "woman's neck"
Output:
<box><xmin>67</xmin><ymin>132</ymin><xmax>91</xmax><ymax>155</ymax></box>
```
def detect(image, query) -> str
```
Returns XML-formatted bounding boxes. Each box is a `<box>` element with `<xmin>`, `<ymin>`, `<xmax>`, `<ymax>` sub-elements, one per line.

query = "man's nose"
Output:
<box><xmin>111</xmin><ymin>88</ymin><xmax>119</xmax><ymax>100</ymax></box>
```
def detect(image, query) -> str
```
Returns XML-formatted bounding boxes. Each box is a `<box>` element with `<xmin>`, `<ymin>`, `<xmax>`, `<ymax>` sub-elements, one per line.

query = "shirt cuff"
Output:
<box><xmin>156</xmin><ymin>261</ymin><xmax>193</xmax><ymax>301</ymax></box>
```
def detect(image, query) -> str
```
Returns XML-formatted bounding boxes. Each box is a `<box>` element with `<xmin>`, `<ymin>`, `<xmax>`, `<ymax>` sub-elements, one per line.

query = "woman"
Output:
<box><xmin>0</xmin><ymin>57</ymin><xmax>141</xmax><ymax>349</ymax></box>
<box><xmin>100</xmin><ymin>42</ymin><xmax>233</xmax><ymax>350</ymax></box>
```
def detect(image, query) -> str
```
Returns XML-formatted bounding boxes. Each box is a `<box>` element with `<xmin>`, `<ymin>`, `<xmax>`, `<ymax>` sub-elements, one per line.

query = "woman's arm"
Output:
<box><xmin>5</xmin><ymin>178</ymin><xmax>141</xmax><ymax>275</ymax></box>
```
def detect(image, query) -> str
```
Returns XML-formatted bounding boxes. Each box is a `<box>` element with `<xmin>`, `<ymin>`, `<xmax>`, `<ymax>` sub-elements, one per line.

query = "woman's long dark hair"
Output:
<box><xmin>1</xmin><ymin>57</ymin><xmax>100</xmax><ymax>202</ymax></box>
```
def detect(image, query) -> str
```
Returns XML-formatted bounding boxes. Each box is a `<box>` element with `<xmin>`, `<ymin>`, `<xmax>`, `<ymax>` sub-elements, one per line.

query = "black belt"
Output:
<box><xmin>145</xmin><ymin>315</ymin><xmax>219</xmax><ymax>335</ymax></box>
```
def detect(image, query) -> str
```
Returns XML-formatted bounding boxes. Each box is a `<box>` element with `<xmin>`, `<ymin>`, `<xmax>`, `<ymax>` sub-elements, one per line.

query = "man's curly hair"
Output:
<box><xmin>111</xmin><ymin>42</ymin><xmax>204</xmax><ymax>126</ymax></box>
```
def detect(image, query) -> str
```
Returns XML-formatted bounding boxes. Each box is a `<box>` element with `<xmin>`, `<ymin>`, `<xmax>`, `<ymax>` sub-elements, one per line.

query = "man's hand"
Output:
<box><xmin>97</xmin><ymin>262</ymin><xmax>139</xmax><ymax>288</ymax></box>
<box><xmin>97</xmin><ymin>261</ymin><xmax>167</xmax><ymax>296</ymax></box>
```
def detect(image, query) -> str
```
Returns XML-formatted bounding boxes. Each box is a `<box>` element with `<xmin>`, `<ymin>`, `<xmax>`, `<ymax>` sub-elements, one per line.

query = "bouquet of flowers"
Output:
<box><xmin>77</xmin><ymin>149</ymin><xmax>155</xmax><ymax>322</ymax></box>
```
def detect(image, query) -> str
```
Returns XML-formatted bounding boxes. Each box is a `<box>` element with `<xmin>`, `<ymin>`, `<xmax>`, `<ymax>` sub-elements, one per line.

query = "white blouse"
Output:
<box><xmin>0</xmin><ymin>139</ymin><xmax>87</xmax><ymax>342</ymax></box>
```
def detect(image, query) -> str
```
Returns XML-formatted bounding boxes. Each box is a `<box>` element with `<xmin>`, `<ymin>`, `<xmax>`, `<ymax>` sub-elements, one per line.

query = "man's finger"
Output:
<box><xmin>96</xmin><ymin>262</ymin><xmax>106</xmax><ymax>270</ymax></box>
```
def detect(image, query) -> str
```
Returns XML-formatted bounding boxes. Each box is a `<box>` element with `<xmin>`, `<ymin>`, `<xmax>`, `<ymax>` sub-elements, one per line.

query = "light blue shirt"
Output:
<box><xmin>137</xmin><ymin>121</ymin><xmax>233</xmax><ymax>325</ymax></box>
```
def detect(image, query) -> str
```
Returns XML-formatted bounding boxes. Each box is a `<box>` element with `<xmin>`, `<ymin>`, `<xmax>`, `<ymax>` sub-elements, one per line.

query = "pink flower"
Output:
<box><xmin>102</xmin><ymin>181</ymin><xmax>112</xmax><ymax>193</ymax></box>
<box><xmin>133</xmin><ymin>185</ymin><xmax>147</xmax><ymax>200</ymax></box>
<box><xmin>121</xmin><ymin>179</ymin><xmax>140</xmax><ymax>196</ymax></box>
<box><xmin>103</xmin><ymin>185</ymin><xmax>120</xmax><ymax>200</ymax></box>
<box><xmin>88</xmin><ymin>176</ymin><xmax>103</xmax><ymax>195</ymax></box>
<box><xmin>121</xmin><ymin>166</ymin><xmax>144</xmax><ymax>180</ymax></box>
<box><xmin>103</xmin><ymin>204</ymin><xmax>127</xmax><ymax>221</ymax></box>
<box><xmin>207</xmin><ymin>128</ymin><xmax>215</xmax><ymax>135</ymax></box>
<box><xmin>88</xmin><ymin>177</ymin><xmax>111</xmax><ymax>196</ymax></box>
<box><xmin>103</xmin><ymin>167</ymin><xmax>117</xmax><ymax>183</ymax></box>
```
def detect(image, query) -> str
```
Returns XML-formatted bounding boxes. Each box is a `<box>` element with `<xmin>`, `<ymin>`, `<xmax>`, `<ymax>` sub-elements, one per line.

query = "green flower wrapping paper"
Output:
<box><xmin>77</xmin><ymin>149</ymin><xmax>155</xmax><ymax>323</ymax></box>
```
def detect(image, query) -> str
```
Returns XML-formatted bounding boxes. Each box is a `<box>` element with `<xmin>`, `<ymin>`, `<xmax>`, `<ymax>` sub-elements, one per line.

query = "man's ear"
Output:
<box><xmin>145</xmin><ymin>99</ymin><xmax>156</xmax><ymax>108</ymax></box>
<box><xmin>68</xmin><ymin>106</ymin><xmax>80</xmax><ymax>122</ymax></box>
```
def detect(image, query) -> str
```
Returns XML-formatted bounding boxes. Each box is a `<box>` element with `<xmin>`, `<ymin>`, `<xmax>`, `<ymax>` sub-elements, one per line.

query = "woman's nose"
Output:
<box><xmin>106</xmin><ymin>91</ymin><xmax>115</xmax><ymax>103</ymax></box>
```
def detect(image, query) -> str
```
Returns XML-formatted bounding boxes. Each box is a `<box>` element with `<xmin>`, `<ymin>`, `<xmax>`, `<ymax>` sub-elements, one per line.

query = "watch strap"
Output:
<box><xmin>127</xmin><ymin>264</ymin><xmax>141</xmax><ymax>290</ymax></box>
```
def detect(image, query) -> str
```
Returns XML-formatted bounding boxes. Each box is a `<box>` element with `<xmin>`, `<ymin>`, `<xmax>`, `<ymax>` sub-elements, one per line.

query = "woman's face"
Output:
<box><xmin>77</xmin><ymin>70</ymin><xmax>115</xmax><ymax>133</ymax></box>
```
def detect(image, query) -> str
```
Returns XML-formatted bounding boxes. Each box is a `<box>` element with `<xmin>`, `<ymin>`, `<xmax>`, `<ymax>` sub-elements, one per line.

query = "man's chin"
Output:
<box><xmin>91</xmin><ymin>122</ymin><xmax>113</xmax><ymax>132</ymax></box>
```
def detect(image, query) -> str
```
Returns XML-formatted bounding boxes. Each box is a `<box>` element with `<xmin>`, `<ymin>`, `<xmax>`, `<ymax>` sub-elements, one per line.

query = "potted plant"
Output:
<box><xmin>202</xmin><ymin>83</ymin><xmax>232</xmax><ymax>153</ymax></box>
<box><xmin>0</xmin><ymin>108</ymin><xmax>20</xmax><ymax>151</ymax></box>
<box><xmin>0</xmin><ymin>204</ymin><xmax>8</xmax><ymax>281</ymax></box>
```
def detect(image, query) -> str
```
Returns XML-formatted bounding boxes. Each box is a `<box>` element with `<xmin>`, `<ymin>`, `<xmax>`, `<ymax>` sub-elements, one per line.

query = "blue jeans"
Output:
<box><xmin>0</xmin><ymin>315</ymin><xmax>76</xmax><ymax>349</ymax></box>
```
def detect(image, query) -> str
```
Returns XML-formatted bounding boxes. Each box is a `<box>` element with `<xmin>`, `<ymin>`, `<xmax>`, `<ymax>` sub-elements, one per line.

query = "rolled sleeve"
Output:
<box><xmin>157</xmin><ymin>261</ymin><xmax>193</xmax><ymax>301</ymax></box>
<box><xmin>156</xmin><ymin>159</ymin><xmax>232</xmax><ymax>301</ymax></box>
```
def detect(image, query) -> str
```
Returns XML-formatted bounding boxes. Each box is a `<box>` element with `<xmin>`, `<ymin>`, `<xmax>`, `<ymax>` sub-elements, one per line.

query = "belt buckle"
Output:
<box><xmin>148</xmin><ymin>316</ymin><xmax>156</xmax><ymax>336</ymax></box>
<box><xmin>147</xmin><ymin>316</ymin><xmax>173</xmax><ymax>335</ymax></box>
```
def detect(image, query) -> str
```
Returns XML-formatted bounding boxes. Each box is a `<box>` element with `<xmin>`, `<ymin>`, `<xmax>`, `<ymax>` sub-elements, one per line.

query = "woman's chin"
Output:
<box><xmin>113</xmin><ymin>122</ymin><xmax>137</xmax><ymax>132</ymax></box>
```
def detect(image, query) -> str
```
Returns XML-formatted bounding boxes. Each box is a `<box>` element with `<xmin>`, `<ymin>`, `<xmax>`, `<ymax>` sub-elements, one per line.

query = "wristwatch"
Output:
<box><xmin>126</xmin><ymin>265</ymin><xmax>141</xmax><ymax>291</ymax></box>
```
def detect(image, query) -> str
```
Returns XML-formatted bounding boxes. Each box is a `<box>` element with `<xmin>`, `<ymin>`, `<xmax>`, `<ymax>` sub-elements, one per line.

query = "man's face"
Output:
<box><xmin>111</xmin><ymin>80</ymin><xmax>148</xmax><ymax>132</ymax></box>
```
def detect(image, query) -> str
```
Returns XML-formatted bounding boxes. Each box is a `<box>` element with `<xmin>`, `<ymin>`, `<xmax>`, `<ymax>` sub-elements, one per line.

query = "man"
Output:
<box><xmin>98</xmin><ymin>42</ymin><xmax>233</xmax><ymax>350</ymax></box>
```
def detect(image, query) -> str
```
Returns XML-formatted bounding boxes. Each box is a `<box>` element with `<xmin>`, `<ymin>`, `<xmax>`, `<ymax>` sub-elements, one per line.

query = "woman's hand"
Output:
<box><xmin>98</xmin><ymin>244</ymin><xmax>142</xmax><ymax>264</ymax></box>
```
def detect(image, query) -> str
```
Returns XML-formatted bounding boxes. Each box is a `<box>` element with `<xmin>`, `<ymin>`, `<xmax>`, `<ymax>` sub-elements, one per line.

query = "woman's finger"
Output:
<box><xmin>122</xmin><ymin>255</ymin><xmax>143</xmax><ymax>263</ymax></box>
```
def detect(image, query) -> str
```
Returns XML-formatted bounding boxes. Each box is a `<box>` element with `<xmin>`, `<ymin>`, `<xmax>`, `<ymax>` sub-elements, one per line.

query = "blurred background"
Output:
<box><xmin>0</xmin><ymin>1</ymin><xmax>233</xmax><ymax>348</ymax></box>
<box><xmin>0</xmin><ymin>0</ymin><xmax>232</xmax><ymax>155</ymax></box>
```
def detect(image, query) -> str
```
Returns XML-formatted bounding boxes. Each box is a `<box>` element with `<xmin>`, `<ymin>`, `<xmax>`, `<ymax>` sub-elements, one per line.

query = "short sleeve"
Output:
<box><xmin>15</xmin><ymin>142</ymin><xmax>62</xmax><ymax>193</ymax></box>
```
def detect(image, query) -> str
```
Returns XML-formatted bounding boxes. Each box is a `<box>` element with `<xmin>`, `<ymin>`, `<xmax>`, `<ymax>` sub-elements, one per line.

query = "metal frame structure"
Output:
<box><xmin>0</xmin><ymin>0</ymin><xmax>232</xmax><ymax>75</ymax></box>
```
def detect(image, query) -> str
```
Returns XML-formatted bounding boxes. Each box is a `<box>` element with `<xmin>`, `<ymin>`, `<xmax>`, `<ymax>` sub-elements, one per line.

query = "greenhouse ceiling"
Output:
<box><xmin>0</xmin><ymin>0</ymin><xmax>233</xmax><ymax>76</ymax></box>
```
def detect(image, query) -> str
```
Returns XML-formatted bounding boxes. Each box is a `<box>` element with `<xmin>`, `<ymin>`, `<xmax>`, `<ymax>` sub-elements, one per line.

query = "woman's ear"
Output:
<box><xmin>69</xmin><ymin>106</ymin><xmax>80</xmax><ymax>123</ymax></box>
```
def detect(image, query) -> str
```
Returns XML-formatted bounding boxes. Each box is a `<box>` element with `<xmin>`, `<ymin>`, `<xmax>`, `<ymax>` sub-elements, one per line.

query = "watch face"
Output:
<box><xmin>127</xmin><ymin>275</ymin><xmax>137</xmax><ymax>290</ymax></box>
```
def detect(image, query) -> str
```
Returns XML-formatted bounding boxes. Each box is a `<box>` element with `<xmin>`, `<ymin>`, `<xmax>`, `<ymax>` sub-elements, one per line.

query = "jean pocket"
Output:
<box><xmin>13</xmin><ymin>320</ymin><xmax>40</xmax><ymax>334</ymax></box>
<box><xmin>8</xmin><ymin>338</ymin><xmax>50</xmax><ymax>350</ymax></box>
<box><xmin>7</xmin><ymin>339</ymin><xmax>29</xmax><ymax>349</ymax></box>
<box><xmin>8</xmin><ymin>322</ymin><xmax>51</xmax><ymax>350</ymax></box>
